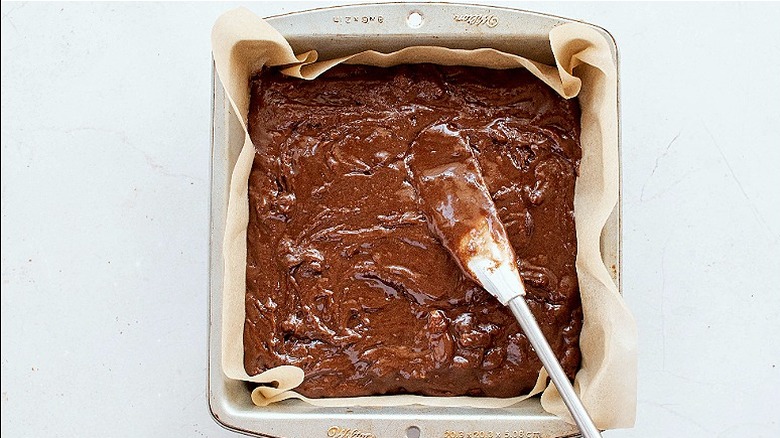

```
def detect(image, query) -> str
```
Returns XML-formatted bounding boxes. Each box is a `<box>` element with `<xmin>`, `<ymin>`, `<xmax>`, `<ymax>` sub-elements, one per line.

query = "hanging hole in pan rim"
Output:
<box><xmin>406</xmin><ymin>425</ymin><xmax>421</xmax><ymax>438</ymax></box>
<box><xmin>407</xmin><ymin>11</ymin><xmax>424</xmax><ymax>28</ymax></box>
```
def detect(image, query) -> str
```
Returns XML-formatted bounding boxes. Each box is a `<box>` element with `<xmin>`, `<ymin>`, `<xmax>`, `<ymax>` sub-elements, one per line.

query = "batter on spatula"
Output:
<box><xmin>405</xmin><ymin>122</ymin><xmax>520</xmax><ymax>285</ymax></box>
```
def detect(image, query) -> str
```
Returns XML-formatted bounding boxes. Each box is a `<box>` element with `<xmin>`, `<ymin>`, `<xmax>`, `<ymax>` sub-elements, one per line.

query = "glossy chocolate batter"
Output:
<box><xmin>245</xmin><ymin>64</ymin><xmax>582</xmax><ymax>398</ymax></box>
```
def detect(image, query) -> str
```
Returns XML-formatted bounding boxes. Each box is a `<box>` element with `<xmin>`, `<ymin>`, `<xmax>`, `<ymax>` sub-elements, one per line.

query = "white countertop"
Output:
<box><xmin>2</xmin><ymin>2</ymin><xmax>779</xmax><ymax>437</ymax></box>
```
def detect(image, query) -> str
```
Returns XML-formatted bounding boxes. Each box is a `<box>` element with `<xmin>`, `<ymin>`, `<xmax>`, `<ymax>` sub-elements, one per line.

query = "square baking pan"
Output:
<box><xmin>209</xmin><ymin>3</ymin><xmax>621</xmax><ymax>437</ymax></box>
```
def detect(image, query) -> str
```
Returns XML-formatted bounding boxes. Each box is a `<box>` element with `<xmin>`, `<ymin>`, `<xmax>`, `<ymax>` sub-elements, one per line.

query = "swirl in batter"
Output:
<box><xmin>245</xmin><ymin>64</ymin><xmax>582</xmax><ymax>398</ymax></box>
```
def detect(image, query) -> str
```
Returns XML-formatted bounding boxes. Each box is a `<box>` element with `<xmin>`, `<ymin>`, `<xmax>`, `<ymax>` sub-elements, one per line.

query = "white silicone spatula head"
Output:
<box><xmin>406</xmin><ymin>122</ymin><xmax>602</xmax><ymax>438</ymax></box>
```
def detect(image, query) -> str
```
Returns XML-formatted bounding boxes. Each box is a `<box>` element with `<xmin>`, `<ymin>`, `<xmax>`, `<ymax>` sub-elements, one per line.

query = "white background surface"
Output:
<box><xmin>2</xmin><ymin>1</ymin><xmax>779</xmax><ymax>437</ymax></box>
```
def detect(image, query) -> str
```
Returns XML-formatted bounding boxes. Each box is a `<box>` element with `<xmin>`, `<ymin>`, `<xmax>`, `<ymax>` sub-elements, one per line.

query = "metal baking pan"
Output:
<box><xmin>209</xmin><ymin>3</ymin><xmax>620</xmax><ymax>437</ymax></box>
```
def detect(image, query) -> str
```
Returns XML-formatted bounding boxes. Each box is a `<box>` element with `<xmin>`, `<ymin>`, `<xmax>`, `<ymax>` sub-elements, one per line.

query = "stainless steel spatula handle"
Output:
<box><xmin>508</xmin><ymin>297</ymin><xmax>602</xmax><ymax>438</ymax></box>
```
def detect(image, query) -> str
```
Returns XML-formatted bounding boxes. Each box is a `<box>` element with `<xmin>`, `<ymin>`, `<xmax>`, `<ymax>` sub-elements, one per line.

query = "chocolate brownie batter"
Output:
<box><xmin>245</xmin><ymin>64</ymin><xmax>582</xmax><ymax>398</ymax></box>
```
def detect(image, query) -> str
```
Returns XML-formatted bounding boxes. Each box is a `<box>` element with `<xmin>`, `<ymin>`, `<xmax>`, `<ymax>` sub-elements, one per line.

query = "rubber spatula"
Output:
<box><xmin>406</xmin><ymin>123</ymin><xmax>602</xmax><ymax>438</ymax></box>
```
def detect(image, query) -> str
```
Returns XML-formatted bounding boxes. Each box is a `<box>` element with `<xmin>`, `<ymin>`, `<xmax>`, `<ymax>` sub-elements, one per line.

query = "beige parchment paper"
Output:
<box><xmin>212</xmin><ymin>7</ymin><xmax>637</xmax><ymax>429</ymax></box>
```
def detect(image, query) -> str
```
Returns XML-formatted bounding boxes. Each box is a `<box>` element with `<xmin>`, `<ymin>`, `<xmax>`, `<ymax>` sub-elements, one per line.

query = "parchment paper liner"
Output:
<box><xmin>212</xmin><ymin>7</ymin><xmax>637</xmax><ymax>429</ymax></box>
